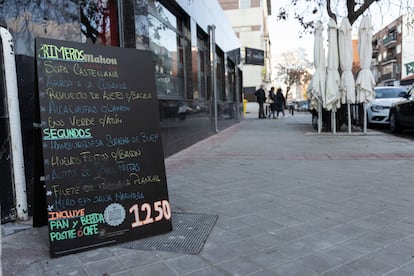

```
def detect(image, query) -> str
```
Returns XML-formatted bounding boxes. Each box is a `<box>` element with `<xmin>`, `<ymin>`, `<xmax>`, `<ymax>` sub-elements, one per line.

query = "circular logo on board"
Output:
<box><xmin>104</xmin><ymin>203</ymin><xmax>126</xmax><ymax>227</ymax></box>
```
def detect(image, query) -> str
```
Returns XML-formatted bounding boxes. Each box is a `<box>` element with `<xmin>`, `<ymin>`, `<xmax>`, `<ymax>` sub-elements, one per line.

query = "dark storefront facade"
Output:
<box><xmin>0</xmin><ymin>0</ymin><xmax>241</xmax><ymax>222</ymax></box>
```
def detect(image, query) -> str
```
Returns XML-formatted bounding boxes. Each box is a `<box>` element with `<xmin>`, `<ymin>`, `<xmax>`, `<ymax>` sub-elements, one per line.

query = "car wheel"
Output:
<box><xmin>365</xmin><ymin>111</ymin><xmax>374</xmax><ymax>129</ymax></box>
<box><xmin>389</xmin><ymin>111</ymin><xmax>401</xmax><ymax>133</ymax></box>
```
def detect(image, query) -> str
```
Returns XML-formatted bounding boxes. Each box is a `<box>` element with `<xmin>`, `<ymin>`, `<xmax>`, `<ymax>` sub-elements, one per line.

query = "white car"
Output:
<box><xmin>367</xmin><ymin>86</ymin><xmax>408</xmax><ymax>127</ymax></box>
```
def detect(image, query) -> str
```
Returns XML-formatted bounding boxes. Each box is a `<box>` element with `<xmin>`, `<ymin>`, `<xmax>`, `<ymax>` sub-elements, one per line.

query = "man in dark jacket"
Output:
<box><xmin>254</xmin><ymin>85</ymin><xmax>266</xmax><ymax>119</ymax></box>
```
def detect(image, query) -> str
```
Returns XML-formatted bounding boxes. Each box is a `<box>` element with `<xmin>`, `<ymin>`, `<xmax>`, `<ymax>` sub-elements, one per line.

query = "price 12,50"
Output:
<box><xmin>129</xmin><ymin>200</ymin><xmax>171</xmax><ymax>228</ymax></box>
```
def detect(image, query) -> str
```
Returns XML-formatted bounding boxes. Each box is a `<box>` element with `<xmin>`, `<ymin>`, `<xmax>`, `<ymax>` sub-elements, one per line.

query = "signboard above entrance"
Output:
<box><xmin>245</xmin><ymin>47</ymin><xmax>264</xmax><ymax>66</ymax></box>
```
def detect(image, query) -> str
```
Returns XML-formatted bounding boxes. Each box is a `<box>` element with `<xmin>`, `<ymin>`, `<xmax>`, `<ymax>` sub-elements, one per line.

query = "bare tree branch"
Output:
<box><xmin>277</xmin><ymin>0</ymin><xmax>413</xmax><ymax>31</ymax></box>
<box><xmin>326</xmin><ymin>0</ymin><xmax>337</xmax><ymax>22</ymax></box>
<box><xmin>348</xmin><ymin>0</ymin><xmax>377</xmax><ymax>24</ymax></box>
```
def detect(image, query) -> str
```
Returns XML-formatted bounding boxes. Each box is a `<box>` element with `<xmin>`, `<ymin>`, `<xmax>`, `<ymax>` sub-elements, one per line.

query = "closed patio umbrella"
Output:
<box><xmin>339</xmin><ymin>18</ymin><xmax>355</xmax><ymax>132</ymax></box>
<box><xmin>339</xmin><ymin>18</ymin><xmax>355</xmax><ymax>104</ymax></box>
<box><xmin>309</xmin><ymin>21</ymin><xmax>326</xmax><ymax>133</ymax></box>
<box><xmin>325</xmin><ymin>18</ymin><xmax>340</xmax><ymax>111</ymax></box>
<box><xmin>325</xmin><ymin>18</ymin><xmax>340</xmax><ymax>133</ymax></box>
<box><xmin>356</xmin><ymin>15</ymin><xmax>376</xmax><ymax>133</ymax></box>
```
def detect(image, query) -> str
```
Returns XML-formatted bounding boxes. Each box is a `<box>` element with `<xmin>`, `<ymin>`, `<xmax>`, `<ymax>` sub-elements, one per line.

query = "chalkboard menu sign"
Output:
<box><xmin>35</xmin><ymin>38</ymin><xmax>172</xmax><ymax>257</ymax></box>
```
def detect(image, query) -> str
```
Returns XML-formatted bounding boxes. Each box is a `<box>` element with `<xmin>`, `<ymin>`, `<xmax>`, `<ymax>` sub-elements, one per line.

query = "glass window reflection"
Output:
<box><xmin>195</xmin><ymin>29</ymin><xmax>209</xmax><ymax>101</ymax></box>
<box><xmin>148</xmin><ymin>0</ymin><xmax>184</xmax><ymax>98</ymax></box>
<box><xmin>80</xmin><ymin>0</ymin><xmax>120</xmax><ymax>46</ymax></box>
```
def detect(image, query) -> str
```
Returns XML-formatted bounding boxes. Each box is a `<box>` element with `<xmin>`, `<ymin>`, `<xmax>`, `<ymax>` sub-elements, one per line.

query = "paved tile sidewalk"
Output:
<box><xmin>3</xmin><ymin>112</ymin><xmax>414</xmax><ymax>275</ymax></box>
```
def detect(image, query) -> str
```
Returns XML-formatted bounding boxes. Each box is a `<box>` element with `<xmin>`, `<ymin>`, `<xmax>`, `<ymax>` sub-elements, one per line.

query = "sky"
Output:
<box><xmin>268</xmin><ymin>13</ymin><xmax>314</xmax><ymax>66</ymax></box>
<box><xmin>268</xmin><ymin>0</ymin><xmax>314</xmax><ymax>66</ymax></box>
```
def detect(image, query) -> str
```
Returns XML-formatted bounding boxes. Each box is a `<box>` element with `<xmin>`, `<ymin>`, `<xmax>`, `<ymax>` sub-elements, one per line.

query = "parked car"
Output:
<box><xmin>286</xmin><ymin>100</ymin><xmax>309</xmax><ymax>111</ymax></box>
<box><xmin>287</xmin><ymin>101</ymin><xmax>297</xmax><ymax>110</ymax></box>
<box><xmin>389</xmin><ymin>85</ymin><xmax>414</xmax><ymax>133</ymax></box>
<box><xmin>366</xmin><ymin>86</ymin><xmax>408</xmax><ymax>127</ymax></box>
<box><xmin>297</xmin><ymin>100</ymin><xmax>310</xmax><ymax>111</ymax></box>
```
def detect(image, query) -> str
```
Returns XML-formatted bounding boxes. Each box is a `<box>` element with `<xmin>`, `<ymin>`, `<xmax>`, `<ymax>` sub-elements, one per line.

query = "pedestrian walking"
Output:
<box><xmin>254</xmin><ymin>84</ymin><xmax>266</xmax><ymax>119</ymax></box>
<box><xmin>268</xmin><ymin>87</ymin><xmax>276</xmax><ymax>119</ymax></box>
<box><xmin>289</xmin><ymin>103</ymin><xmax>294</xmax><ymax>116</ymax></box>
<box><xmin>275</xmin><ymin>88</ymin><xmax>286</xmax><ymax>118</ymax></box>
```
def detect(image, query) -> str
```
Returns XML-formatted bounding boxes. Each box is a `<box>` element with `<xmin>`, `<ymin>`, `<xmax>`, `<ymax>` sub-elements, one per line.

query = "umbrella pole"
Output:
<box><xmin>332</xmin><ymin>108</ymin><xmax>336</xmax><ymax>134</ymax></box>
<box><xmin>318</xmin><ymin>101</ymin><xmax>322</xmax><ymax>134</ymax></box>
<box><xmin>363</xmin><ymin>102</ymin><xmax>367</xmax><ymax>134</ymax></box>
<box><xmin>347</xmin><ymin>103</ymin><xmax>351</xmax><ymax>134</ymax></box>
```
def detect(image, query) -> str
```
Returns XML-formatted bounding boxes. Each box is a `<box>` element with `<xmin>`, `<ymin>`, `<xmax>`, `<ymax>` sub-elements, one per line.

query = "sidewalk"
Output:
<box><xmin>3</xmin><ymin>112</ymin><xmax>414</xmax><ymax>275</ymax></box>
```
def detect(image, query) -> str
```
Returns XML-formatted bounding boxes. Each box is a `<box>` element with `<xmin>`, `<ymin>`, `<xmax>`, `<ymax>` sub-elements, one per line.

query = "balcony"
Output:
<box><xmin>381</xmin><ymin>56</ymin><xmax>397</xmax><ymax>66</ymax></box>
<box><xmin>372</xmin><ymin>47</ymin><xmax>379</xmax><ymax>59</ymax></box>
<box><xmin>380</xmin><ymin>72</ymin><xmax>396</xmax><ymax>81</ymax></box>
<box><xmin>383</xmin><ymin>33</ymin><xmax>397</xmax><ymax>47</ymax></box>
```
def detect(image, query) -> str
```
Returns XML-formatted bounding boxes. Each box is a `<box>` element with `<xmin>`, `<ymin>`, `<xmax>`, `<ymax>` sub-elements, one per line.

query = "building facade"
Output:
<box><xmin>372</xmin><ymin>14</ymin><xmax>414</xmax><ymax>87</ymax></box>
<box><xmin>0</xmin><ymin>0</ymin><xmax>242</xmax><ymax>222</ymax></box>
<box><xmin>218</xmin><ymin>0</ymin><xmax>272</xmax><ymax>101</ymax></box>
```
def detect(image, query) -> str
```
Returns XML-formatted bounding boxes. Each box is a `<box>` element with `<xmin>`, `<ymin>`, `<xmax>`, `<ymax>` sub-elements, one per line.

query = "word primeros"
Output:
<box><xmin>38</xmin><ymin>44</ymin><xmax>84</xmax><ymax>61</ymax></box>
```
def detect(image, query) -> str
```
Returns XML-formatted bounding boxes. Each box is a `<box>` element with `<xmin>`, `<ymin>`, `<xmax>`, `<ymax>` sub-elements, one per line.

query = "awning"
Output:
<box><xmin>400</xmin><ymin>74</ymin><xmax>414</xmax><ymax>86</ymax></box>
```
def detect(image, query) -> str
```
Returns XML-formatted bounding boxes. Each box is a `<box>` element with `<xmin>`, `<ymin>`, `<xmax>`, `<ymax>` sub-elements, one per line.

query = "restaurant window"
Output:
<box><xmin>80</xmin><ymin>0</ymin><xmax>120</xmax><ymax>46</ymax></box>
<box><xmin>226</xmin><ymin>60</ymin><xmax>236</xmax><ymax>102</ymax></box>
<box><xmin>148</xmin><ymin>0</ymin><xmax>185</xmax><ymax>98</ymax></box>
<box><xmin>216</xmin><ymin>48</ymin><xmax>225</xmax><ymax>101</ymax></box>
<box><xmin>195</xmin><ymin>28</ymin><xmax>209</xmax><ymax>101</ymax></box>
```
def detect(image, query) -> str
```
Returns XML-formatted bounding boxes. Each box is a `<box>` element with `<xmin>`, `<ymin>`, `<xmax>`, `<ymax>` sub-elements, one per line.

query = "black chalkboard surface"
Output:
<box><xmin>35</xmin><ymin>38</ymin><xmax>172</xmax><ymax>257</ymax></box>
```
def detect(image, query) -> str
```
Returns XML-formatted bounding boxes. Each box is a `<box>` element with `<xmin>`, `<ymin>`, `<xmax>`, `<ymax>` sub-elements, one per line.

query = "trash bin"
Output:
<box><xmin>243</xmin><ymin>99</ymin><xmax>247</xmax><ymax>115</ymax></box>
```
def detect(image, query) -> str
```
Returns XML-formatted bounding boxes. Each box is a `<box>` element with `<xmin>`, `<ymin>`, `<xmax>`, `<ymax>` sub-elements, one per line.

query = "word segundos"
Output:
<box><xmin>43</xmin><ymin>127</ymin><xmax>92</xmax><ymax>140</ymax></box>
<box><xmin>129</xmin><ymin>200</ymin><xmax>171</xmax><ymax>228</ymax></box>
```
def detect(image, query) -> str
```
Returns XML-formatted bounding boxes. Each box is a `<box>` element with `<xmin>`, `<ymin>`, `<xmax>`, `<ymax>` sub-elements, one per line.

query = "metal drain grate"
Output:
<box><xmin>121</xmin><ymin>212</ymin><xmax>218</xmax><ymax>254</ymax></box>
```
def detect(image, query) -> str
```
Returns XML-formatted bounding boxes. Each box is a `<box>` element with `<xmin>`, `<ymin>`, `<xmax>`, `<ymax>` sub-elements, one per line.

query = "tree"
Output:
<box><xmin>275</xmin><ymin>48</ymin><xmax>312</xmax><ymax>100</ymax></box>
<box><xmin>277</xmin><ymin>0</ymin><xmax>414</xmax><ymax>30</ymax></box>
<box><xmin>277</xmin><ymin>0</ymin><xmax>414</xmax><ymax>131</ymax></box>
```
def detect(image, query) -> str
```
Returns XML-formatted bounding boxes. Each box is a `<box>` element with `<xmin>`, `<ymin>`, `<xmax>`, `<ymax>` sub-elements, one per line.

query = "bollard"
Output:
<box><xmin>243</xmin><ymin>99</ymin><xmax>247</xmax><ymax>115</ymax></box>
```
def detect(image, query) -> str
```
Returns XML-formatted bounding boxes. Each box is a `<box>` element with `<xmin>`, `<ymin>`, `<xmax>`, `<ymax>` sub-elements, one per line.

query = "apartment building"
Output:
<box><xmin>372</xmin><ymin>14</ymin><xmax>414</xmax><ymax>87</ymax></box>
<box><xmin>219</xmin><ymin>0</ymin><xmax>272</xmax><ymax>101</ymax></box>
